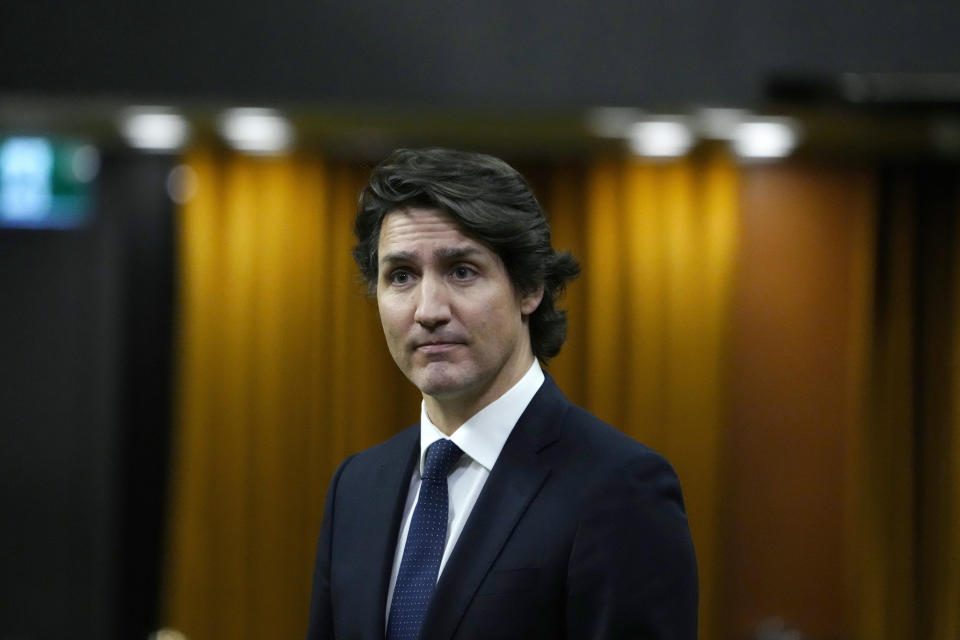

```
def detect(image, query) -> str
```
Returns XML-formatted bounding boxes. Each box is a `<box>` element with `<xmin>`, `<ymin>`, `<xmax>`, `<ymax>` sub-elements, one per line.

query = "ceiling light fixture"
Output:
<box><xmin>731</xmin><ymin>119</ymin><xmax>800</xmax><ymax>159</ymax></box>
<box><xmin>628</xmin><ymin>118</ymin><xmax>695</xmax><ymax>159</ymax></box>
<box><xmin>218</xmin><ymin>108</ymin><xmax>293</xmax><ymax>154</ymax></box>
<box><xmin>119</xmin><ymin>107</ymin><xmax>190</xmax><ymax>152</ymax></box>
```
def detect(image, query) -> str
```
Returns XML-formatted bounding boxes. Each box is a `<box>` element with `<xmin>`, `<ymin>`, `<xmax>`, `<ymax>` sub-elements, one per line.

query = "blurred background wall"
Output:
<box><xmin>2</xmin><ymin>2</ymin><xmax>959</xmax><ymax>639</ymax></box>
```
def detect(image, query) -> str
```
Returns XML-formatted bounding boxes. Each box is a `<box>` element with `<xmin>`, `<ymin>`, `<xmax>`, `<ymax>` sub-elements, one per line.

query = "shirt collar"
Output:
<box><xmin>418</xmin><ymin>359</ymin><xmax>545</xmax><ymax>475</ymax></box>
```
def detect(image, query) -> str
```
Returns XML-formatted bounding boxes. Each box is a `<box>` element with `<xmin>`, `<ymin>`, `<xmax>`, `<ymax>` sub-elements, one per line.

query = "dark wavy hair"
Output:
<box><xmin>353</xmin><ymin>148</ymin><xmax>580</xmax><ymax>362</ymax></box>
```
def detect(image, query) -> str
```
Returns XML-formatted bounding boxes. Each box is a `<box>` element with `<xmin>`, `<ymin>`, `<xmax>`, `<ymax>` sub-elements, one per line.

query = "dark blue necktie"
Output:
<box><xmin>387</xmin><ymin>439</ymin><xmax>464</xmax><ymax>640</ymax></box>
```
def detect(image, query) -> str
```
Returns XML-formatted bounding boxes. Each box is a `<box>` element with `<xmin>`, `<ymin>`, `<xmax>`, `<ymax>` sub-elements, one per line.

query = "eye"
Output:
<box><xmin>388</xmin><ymin>269</ymin><xmax>413</xmax><ymax>285</ymax></box>
<box><xmin>451</xmin><ymin>265</ymin><xmax>477</xmax><ymax>281</ymax></box>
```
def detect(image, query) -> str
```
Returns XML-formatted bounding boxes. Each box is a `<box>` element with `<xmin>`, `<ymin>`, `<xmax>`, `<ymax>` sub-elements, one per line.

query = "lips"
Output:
<box><xmin>413</xmin><ymin>339</ymin><xmax>465</xmax><ymax>354</ymax></box>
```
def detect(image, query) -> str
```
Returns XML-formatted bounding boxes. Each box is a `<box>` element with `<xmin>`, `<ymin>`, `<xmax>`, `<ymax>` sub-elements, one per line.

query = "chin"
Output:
<box><xmin>411</xmin><ymin>366</ymin><xmax>476</xmax><ymax>398</ymax></box>
<box><xmin>415</xmin><ymin>377</ymin><xmax>470</xmax><ymax>398</ymax></box>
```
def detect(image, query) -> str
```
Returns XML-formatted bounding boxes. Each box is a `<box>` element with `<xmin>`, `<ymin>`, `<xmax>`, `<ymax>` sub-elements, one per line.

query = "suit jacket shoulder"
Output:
<box><xmin>308</xmin><ymin>375</ymin><xmax>698</xmax><ymax>640</ymax></box>
<box><xmin>425</xmin><ymin>375</ymin><xmax>698</xmax><ymax>639</ymax></box>
<box><xmin>307</xmin><ymin>423</ymin><xmax>420</xmax><ymax>639</ymax></box>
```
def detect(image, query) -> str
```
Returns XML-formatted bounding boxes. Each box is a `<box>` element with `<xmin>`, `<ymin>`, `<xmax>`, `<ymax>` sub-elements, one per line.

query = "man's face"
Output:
<box><xmin>376</xmin><ymin>207</ymin><xmax>542</xmax><ymax>409</ymax></box>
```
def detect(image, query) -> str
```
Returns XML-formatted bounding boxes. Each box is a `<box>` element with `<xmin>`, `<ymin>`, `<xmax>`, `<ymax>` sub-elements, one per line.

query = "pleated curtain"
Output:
<box><xmin>162</xmin><ymin>147</ymin><xmax>960</xmax><ymax>640</ymax></box>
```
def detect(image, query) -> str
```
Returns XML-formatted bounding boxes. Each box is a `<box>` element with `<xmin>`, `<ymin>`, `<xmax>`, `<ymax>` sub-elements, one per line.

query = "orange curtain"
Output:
<box><xmin>163</xmin><ymin>148</ymin><xmax>739</xmax><ymax>640</ymax></box>
<box><xmin>857</xmin><ymin>171</ymin><xmax>916</xmax><ymax>640</ymax></box>
<box><xmin>725</xmin><ymin>163</ymin><xmax>876</xmax><ymax>639</ymax></box>
<box><xmin>163</xmin><ymin>150</ymin><xmax>417</xmax><ymax>640</ymax></box>
<box><xmin>548</xmin><ymin>148</ymin><xmax>739</xmax><ymax>640</ymax></box>
<box><xmin>162</xmin><ymin>146</ymin><xmax>960</xmax><ymax>640</ymax></box>
<box><xmin>869</xmin><ymin>168</ymin><xmax>960</xmax><ymax>640</ymax></box>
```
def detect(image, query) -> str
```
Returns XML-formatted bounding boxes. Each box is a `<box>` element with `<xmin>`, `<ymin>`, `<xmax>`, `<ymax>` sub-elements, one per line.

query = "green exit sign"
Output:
<box><xmin>0</xmin><ymin>137</ymin><xmax>98</xmax><ymax>229</ymax></box>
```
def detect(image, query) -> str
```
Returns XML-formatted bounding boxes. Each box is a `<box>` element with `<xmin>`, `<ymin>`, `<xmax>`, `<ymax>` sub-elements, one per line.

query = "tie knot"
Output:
<box><xmin>422</xmin><ymin>439</ymin><xmax>464</xmax><ymax>480</ymax></box>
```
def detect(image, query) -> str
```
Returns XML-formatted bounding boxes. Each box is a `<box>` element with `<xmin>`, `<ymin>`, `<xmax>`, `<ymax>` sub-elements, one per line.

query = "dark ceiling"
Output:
<box><xmin>3</xmin><ymin>0</ymin><xmax>959</xmax><ymax>109</ymax></box>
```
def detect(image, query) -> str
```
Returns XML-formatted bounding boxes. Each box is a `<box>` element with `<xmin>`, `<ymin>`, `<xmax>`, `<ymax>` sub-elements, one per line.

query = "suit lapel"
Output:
<box><xmin>420</xmin><ymin>376</ymin><xmax>568</xmax><ymax>639</ymax></box>
<box><xmin>354</xmin><ymin>428</ymin><xmax>419</xmax><ymax>638</ymax></box>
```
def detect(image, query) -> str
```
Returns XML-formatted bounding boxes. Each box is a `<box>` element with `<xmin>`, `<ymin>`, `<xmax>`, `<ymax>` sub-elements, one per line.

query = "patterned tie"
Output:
<box><xmin>387</xmin><ymin>439</ymin><xmax>464</xmax><ymax>640</ymax></box>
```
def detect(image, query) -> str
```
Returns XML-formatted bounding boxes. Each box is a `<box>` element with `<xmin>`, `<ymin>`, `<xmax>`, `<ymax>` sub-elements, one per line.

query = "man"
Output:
<box><xmin>307</xmin><ymin>148</ymin><xmax>697</xmax><ymax>639</ymax></box>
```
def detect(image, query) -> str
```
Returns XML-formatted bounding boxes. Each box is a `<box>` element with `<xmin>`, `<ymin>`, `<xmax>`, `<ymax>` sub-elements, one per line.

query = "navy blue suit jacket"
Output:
<box><xmin>307</xmin><ymin>375</ymin><xmax>698</xmax><ymax>639</ymax></box>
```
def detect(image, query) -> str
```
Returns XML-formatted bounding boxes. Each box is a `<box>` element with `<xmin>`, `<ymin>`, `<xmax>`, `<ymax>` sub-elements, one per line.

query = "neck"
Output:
<box><xmin>422</xmin><ymin>400</ymin><xmax>474</xmax><ymax>436</ymax></box>
<box><xmin>423</xmin><ymin>355</ymin><xmax>536</xmax><ymax>435</ymax></box>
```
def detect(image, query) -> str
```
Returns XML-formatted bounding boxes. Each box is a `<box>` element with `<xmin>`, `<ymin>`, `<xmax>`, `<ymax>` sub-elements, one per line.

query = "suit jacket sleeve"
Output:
<box><xmin>306</xmin><ymin>454</ymin><xmax>354</xmax><ymax>640</ymax></box>
<box><xmin>566</xmin><ymin>451</ymin><xmax>698</xmax><ymax>639</ymax></box>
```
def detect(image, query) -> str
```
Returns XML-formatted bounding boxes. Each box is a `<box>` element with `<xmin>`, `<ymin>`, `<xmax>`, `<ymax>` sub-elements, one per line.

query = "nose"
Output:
<box><xmin>413</xmin><ymin>274</ymin><xmax>451</xmax><ymax>329</ymax></box>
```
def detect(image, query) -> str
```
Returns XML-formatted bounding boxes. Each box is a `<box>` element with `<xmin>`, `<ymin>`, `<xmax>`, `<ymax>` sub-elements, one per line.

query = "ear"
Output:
<box><xmin>520</xmin><ymin>284</ymin><xmax>545</xmax><ymax>316</ymax></box>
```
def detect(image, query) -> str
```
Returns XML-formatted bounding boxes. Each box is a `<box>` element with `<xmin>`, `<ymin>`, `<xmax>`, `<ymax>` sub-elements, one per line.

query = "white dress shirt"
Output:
<box><xmin>384</xmin><ymin>359</ymin><xmax>545</xmax><ymax>620</ymax></box>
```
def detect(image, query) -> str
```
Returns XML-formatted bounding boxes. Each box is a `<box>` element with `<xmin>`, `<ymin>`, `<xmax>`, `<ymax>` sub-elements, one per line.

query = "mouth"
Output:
<box><xmin>414</xmin><ymin>340</ymin><xmax>464</xmax><ymax>354</ymax></box>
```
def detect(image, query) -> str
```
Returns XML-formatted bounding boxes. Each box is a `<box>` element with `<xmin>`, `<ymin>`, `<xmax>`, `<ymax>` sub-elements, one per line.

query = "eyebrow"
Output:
<box><xmin>379</xmin><ymin>250</ymin><xmax>415</xmax><ymax>266</ymax></box>
<box><xmin>379</xmin><ymin>246</ymin><xmax>485</xmax><ymax>266</ymax></box>
<box><xmin>434</xmin><ymin>246</ymin><xmax>484</xmax><ymax>261</ymax></box>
